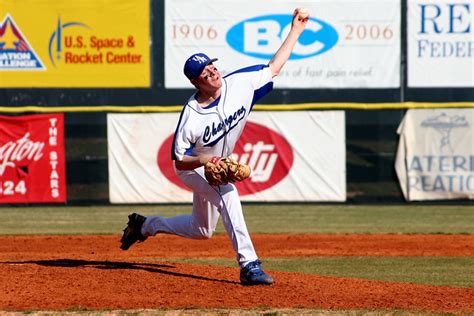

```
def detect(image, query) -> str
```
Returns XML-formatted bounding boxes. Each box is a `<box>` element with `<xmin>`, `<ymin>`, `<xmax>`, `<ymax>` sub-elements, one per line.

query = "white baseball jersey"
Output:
<box><xmin>172</xmin><ymin>64</ymin><xmax>273</xmax><ymax>163</ymax></box>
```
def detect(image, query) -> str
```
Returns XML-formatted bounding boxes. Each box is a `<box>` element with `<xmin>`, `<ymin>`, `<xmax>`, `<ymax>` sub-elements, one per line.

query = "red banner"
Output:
<box><xmin>0</xmin><ymin>114</ymin><xmax>66</xmax><ymax>203</ymax></box>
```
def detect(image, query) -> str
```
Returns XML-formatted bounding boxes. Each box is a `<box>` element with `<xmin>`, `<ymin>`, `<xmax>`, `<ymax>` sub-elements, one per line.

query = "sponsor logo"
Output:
<box><xmin>421</xmin><ymin>113</ymin><xmax>469</xmax><ymax>153</ymax></box>
<box><xmin>226</xmin><ymin>14</ymin><xmax>338</xmax><ymax>60</ymax></box>
<box><xmin>0</xmin><ymin>132</ymin><xmax>45</xmax><ymax>176</ymax></box>
<box><xmin>157</xmin><ymin>121</ymin><xmax>294</xmax><ymax>196</ymax></box>
<box><xmin>0</xmin><ymin>14</ymin><xmax>45</xmax><ymax>70</ymax></box>
<box><xmin>407</xmin><ymin>113</ymin><xmax>473</xmax><ymax>194</ymax></box>
<box><xmin>48</xmin><ymin>16</ymin><xmax>142</xmax><ymax>67</ymax></box>
<box><xmin>416</xmin><ymin>3</ymin><xmax>473</xmax><ymax>58</ymax></box>
<box><xmin>0</xmin><ymin>114</ymin><xmax>65</xmax><ymax>203</ymax></box>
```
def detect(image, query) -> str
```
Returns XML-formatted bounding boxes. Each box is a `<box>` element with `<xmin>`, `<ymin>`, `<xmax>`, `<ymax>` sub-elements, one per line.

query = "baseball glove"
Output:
<box><xmin>204</xmin><ymin>156</ymin><xmax>251</xmax><ymax>186</ymax></box>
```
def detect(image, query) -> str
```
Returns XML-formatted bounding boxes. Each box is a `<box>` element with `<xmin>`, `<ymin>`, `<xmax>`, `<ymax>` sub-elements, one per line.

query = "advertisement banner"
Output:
<box><xmin>408</xmin><ymin>0</ymin><xmax>474</xmax><ymax>87</ymax></box>
<box><xmin>395</xmin><ymin>109</ymin><xmax>474</xmax><ymax>201</ymax></box>
<box><xmin>0</xmin><ymin>114</ymin><xmax>66</xmax><ymax>203</ymax></box>
<box><xmin>165</xmin><ymin>0</ymin><xmax>400</xmax><ymax>89</ymax></box>
<box><xmin>108</xmin><ymin>112</ymin><xmax>346</xmax><ymax>203</ymax></box>
<box><xmin>0</xmin><ymin>0</ymin><xmax>150</xmax><ymax>87</ymax></box>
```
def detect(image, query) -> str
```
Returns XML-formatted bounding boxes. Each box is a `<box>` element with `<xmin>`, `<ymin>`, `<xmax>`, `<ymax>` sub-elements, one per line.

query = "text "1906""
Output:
<box><xmin>171</xmin><ymin>24</ymin><xmax>218</xmax><ymax>40</ymax></box>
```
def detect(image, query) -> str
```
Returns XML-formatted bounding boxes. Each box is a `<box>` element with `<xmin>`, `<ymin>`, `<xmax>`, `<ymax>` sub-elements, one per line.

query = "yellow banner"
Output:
<box><xmin>0</xmin><ymin>0</ymin><xmax>150</xmax><ymax>87</ymax></box>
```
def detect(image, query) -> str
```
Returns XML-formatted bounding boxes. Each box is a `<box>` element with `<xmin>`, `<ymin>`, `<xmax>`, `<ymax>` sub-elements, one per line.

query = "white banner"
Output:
<box><xmin>395</xmin><ymin>108</ymin><xmax>474</xmax><ymax>201</ymax></box>
<box><xmin>165</xmin><ymin>0</ymin><xmax>400</xmax><ymax>88</ymax></box>
<box><xmin>108</xmin><ymin>111</ymin><xmax>346</xmax><ymax>203</ymax></box>
<box><xmin>408</xmin><ymin>0</ymin><xmax>474</xmax><ymax>87</ymax></box>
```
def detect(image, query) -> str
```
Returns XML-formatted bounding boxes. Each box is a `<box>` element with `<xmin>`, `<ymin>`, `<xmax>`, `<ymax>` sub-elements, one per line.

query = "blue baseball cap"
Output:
<box><xmin>183</xmin><ymin>53</ymin><xmax>218</xmax><ymax>80</ymax></box>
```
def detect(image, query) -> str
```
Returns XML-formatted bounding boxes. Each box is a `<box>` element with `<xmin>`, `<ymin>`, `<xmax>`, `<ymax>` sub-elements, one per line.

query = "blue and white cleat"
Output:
<box><xmin>240</xmin><ymin>260</ymin><xmax>273</xmax><ymax>285</ymax></box>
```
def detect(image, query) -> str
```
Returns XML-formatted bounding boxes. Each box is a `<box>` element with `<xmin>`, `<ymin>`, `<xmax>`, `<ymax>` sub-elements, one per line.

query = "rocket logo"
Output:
<box><xmin>0</xmin><ymin>14</ymin><xmax>45</xmax><ymax>70</ymax></box>
<box><xmin>48</xmin><ymin>16</ymin><xmax>90</xmax><ymax>67</ymax></box>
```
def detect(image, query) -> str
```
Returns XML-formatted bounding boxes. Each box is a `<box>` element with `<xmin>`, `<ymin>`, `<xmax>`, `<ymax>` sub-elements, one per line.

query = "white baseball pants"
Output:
<box><xmin>141</xmin><ymin>167</ymin><xmax>258</xmax><ymax>268</ymax></box>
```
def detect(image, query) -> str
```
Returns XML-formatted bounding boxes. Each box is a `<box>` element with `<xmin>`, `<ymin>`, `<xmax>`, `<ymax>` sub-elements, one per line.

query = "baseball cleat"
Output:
<box><xmin>120</xmin><ymin>213</ymin><xmax>148</xmax><ymax>250</ymax></box>
<box><xmin>240</xmin><ymin>260</ymin><xmax>273</xmax><ymax>285</ymax></box>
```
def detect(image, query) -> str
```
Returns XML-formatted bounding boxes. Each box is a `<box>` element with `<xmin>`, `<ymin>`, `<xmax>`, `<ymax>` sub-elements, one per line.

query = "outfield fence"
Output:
<box><xmin>1</xmin><ymin>0</ymin><xmax>473</xmax><ymax>204</ymax></box>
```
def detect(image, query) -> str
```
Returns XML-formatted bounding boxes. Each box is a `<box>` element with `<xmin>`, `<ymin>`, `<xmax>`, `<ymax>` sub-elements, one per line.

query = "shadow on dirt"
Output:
<box><xmin>2</xmin><ymin>259</ymin><xmax>240</xmax><ymax>285</ymax></box>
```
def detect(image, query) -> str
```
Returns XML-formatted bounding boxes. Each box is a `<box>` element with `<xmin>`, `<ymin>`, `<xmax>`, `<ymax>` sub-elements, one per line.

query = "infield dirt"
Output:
<box><xmin>0</xmin><ymin>234</ymin><xmax>473</xmax><ymax>313</ymax></box>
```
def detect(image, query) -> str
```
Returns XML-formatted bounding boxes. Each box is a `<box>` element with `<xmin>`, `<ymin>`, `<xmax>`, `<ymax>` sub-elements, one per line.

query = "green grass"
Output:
<box><xmin>0</xmin><ymin>204</ymin><xmax>474</xmax><ymax>235</ymax></box>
